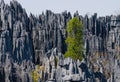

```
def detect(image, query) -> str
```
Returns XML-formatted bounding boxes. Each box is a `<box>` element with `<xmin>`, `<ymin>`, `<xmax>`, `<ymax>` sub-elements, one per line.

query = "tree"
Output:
<box><xmin>64</xmin><ymin>17</ymin><xmax>84</xmax><ymax>61</ymax></box>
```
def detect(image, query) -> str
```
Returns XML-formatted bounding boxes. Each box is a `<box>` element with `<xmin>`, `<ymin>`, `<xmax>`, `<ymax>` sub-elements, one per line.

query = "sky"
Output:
<box><xmin>4</xmin><ymin>0</ymin><xmax>120</xmax><ymax>16</ymax></box>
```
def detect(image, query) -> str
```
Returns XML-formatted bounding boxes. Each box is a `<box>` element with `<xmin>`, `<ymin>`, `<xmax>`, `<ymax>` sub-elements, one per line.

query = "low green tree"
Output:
<box><xmin>64</xmin><ymin>17</ymin><xmax>84</xmax><ymax>61</ymax></box>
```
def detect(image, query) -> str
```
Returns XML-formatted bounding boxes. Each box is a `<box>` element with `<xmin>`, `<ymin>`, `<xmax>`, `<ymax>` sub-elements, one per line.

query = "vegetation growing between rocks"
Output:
<box><xmin>31</xmin><ymin>65</ymin><xmax>45</xmax><ymax>82</ymax></box>
<box><xmin>64</xmin><ymin>17</ymin><xmax>84</xmax><ymax>61</ymax></box>
<box><xmin>55</xmin><ymin>57</ymin><xmax>58</xmax><ymax>68</ymax></box>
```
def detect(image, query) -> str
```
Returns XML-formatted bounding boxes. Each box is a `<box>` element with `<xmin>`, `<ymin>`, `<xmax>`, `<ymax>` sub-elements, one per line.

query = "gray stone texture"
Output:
<box><xmin>0</xmin><ymin>0</ymin><xmax>120</xmax><ymax>82</ymax></box>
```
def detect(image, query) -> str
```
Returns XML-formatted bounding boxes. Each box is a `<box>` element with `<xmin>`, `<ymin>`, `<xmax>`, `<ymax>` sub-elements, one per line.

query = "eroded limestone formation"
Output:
<box><xmin>0</xmin><ymin>0</ymin><xmax>120</xmax><ymax>82</ymax></box>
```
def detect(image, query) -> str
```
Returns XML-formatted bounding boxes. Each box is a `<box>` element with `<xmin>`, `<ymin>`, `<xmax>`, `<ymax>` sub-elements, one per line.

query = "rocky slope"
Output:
<box><xmin>0</xmin><ymin>0</ymin><xmax>120</xmax><ymax>82</ymax></box>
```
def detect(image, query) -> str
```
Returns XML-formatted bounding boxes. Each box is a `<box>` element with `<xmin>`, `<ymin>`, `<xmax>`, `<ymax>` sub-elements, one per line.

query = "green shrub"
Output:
<box><xmin>31</xmin><ymin>65</ymin><xmax>45</xmax><ymax>82</ymax></box>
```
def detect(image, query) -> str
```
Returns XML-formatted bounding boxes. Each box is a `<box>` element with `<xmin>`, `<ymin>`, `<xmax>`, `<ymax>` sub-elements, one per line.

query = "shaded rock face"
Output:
<box><xmin>0</xmin><ymin>0</ymin><xmax>120</xmax><ymax>82</ymax></box>
<box><xmin>0</xmin><ymin>0</ymin><xmax>33</xmax><ymax>63</ymax></box>
<box><xmin>0</xmin><ymin>66</ymin><xmax>5</xmax><ymax>82</ymax></box>
<box><xmin>30</xmin><ymin>10</ymin><xmax>71</xmax><ymax>64</ymax></box>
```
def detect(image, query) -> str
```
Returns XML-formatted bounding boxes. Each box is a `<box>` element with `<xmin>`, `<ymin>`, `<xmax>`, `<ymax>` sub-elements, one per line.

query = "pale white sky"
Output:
<box><xmin>4</xmin><ymin>0</ymin><xmax>120</xmax><ymax>16</ymax></box>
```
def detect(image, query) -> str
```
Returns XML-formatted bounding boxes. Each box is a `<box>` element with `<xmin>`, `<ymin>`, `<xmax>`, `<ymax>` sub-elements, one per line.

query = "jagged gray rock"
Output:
<box><xmin>0</xmin><ymin>0</ymin><xmax>120</xmax><ymax>82</ymax></box>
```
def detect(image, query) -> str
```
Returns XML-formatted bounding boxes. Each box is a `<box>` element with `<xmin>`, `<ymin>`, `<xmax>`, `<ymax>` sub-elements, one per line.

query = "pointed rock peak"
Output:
<box><xmin>12</xmin><ymin>0</ymin><xmax>17</xmax><ymax>3</ymax></box>
<box><xmin>0</xmin><ymin>0</ymin><xmax>5</xmax><ymax>4</ymax></box>
<box><xmin>74</xmin><ymin>11</ymin><xmax>79</xmax><ymax>17</ymax></box>
<box><xmin>10</xmin><ymin>0</ymin><xmax>19</xmax><ymax>6</ymax></box>
<box><xmin>0</xmin><ymin>0</ymin><xmax>5</xmax><ymax>7</ymax></box>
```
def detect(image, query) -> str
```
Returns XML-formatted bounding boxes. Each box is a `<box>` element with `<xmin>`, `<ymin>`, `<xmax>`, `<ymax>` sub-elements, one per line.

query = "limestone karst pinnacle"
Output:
<box><xmin>0</xmin><ymin>0</ymin><xmax>120</xmax><ymax>82</ymax></box>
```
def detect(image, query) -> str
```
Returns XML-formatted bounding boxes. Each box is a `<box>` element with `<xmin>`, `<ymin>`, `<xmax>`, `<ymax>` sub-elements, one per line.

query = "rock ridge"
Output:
<box><xmin>0</xmin><ymin>0</ymin><xmax>120</xmax><ymax>82</ymax></box>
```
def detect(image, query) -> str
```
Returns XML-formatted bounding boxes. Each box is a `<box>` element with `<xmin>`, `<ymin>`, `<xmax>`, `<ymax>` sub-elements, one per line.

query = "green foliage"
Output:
<box><xmin>55</xmin><ymin>57</ymin><xmax>58</xmax><ymax>68</ymax></box>
<box><xmin>31</xmin><ymin>70</ymin><xmax>39</xmax><ymax>82</ymax></box>
<box><xmin>64</xmin><ymin>17</ymin><xmax>84</xmax><ymax>61</ymax></box>
<box><xmin>31</xmin><ymin>65</ymin><xmax>45</xmax><ymax>82</ymax></box>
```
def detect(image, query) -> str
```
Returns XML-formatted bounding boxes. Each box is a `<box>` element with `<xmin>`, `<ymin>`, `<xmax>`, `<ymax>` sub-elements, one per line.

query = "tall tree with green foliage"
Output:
<box><xmin>64</xmin><ymin>17</ymin><xmax>84</xmax><ymax>61</ymax></box>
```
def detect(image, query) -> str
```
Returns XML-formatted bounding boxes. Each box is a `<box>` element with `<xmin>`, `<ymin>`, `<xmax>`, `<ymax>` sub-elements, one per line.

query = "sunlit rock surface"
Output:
<box><xmin>0</xmin><ymin>0</ymin><xmax>120</xmax><ymax>82</ymax></box>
